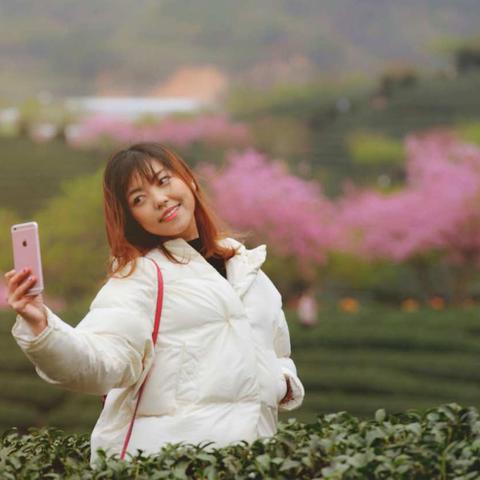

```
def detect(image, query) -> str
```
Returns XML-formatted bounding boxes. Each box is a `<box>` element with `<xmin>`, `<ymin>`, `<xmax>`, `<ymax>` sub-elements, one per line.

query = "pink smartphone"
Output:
<box><xmin>11</xmin><ymin>221</ymin><xmax>44</xmax><ymax>296</ymax></box>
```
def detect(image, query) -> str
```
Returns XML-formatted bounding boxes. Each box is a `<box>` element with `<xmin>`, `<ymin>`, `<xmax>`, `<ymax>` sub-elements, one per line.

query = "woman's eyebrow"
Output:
<box><xmin>153</xmin><ymin>168</ymin><xmax>167</xmax><ymax>177</ymax></box>
<box><xmin>127</xmin><ymin>169</ymin><xmax>167</xmax><ymax>197</ymax></box>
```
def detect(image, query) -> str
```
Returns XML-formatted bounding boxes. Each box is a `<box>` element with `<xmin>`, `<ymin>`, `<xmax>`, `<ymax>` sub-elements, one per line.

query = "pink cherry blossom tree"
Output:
<box><xmin>67</xmin><ymin>114</ymin><xmax>250</xmax><ymax>149</ymax></box>
<box><xmin>337</xmin><ymin>131</ymin><xmax>480</xmax><ymax>302</ymax></box>
<box><xmin>200</xmin><ymin>149</ymin><xmax>336</xmax><ymax>291</ymax></box>
<box><xmin>406</xmin><ymin>131</ymin><xmax>480</xmax><ymax>301</ymax></box>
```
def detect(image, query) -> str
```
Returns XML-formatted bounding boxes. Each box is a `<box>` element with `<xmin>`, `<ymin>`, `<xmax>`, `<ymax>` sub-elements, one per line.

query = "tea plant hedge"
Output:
<box><xmin>0</xmin><ymin>403</ymin><xmax>479</xmax><ymax>479</ymax></box>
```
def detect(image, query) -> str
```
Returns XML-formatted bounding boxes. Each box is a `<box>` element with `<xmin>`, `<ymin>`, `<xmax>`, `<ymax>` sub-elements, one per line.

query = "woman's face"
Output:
<box><xmin>126</xmin><ymin>159</ymin><xmax>199</xmax><ymax>241</ymax></box>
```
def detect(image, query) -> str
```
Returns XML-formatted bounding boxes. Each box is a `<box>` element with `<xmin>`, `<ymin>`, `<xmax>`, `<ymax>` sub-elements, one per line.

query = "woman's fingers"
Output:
<box><xmin>6</xmin><ymin>268</ymin><xmax>25</xmax><ymax>284</ymax></box>
<box><xmin>6</xmin><ymin>269</ymin><xmax>36</xmax><ymax>306</ymax></box>
<box><xmin>9</xmin><ymin>278</ymin><xmax>38</xmax><ymax>315</ymax></box>
<box><xmin>4</xmin><ymin>269</ymin><xmax>15</xmax><ymax>279</ymax></box>
<box><xmin>6</xmin><ymin>268</ymin><xmax>30</xmax><ymax>291</ymax></box>
<box><xmin>4</xmin><ymin>269</ymin><xmax>19</xmax><ymax>287</ymax></box>
<box><xmin>14</xmin><ymin>275</ymin><xmax>37</xmax><ymax>299</ymax></box>
<box><xmin>3</xmin><ymin>269</ymin><xmax>46</xmax><ymax>329</ymax></box>
<box><xmin>280</xmin><ymin>377</ymin><xmax>293</xmax><ymax>404</ymax></box>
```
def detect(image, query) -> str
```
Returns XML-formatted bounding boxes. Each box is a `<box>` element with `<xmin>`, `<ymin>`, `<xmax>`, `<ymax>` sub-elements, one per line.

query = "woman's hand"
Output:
<box><xmin>4</xmin><ymin>268</ymin><xmax>48</xmax><ymax>336</ymax></box>
<box><xmin>280</xmin><ymin>376</ymin><xmax>293</xmax><ymax>405</ymax></box>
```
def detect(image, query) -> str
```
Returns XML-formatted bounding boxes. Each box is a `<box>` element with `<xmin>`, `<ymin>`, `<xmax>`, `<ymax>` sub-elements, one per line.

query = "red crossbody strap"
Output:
<box><xmin>148</xmin><ymin>258</ymin><xmax>163</xmax><ymax>345</ymax></box>
<box><xmin>120</xmin><ymin>257</ymin><xmax>163</xmax><ymax>460</ymax></box>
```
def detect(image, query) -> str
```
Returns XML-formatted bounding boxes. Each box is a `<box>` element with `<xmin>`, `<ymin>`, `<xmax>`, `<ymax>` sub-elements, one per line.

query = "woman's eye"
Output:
<box><xmin>157</xmin><ymin>175</ymin><xmax>171</xmax><ymax>185</ymax></box>
<box><xmin>132</xmin><ymin>196</ymin><xmax>143</xmax><ymax>205</ymax></box>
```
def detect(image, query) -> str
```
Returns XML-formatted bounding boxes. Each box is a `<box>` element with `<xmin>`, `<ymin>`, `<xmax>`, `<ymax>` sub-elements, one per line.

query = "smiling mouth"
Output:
<box><xmin>160</xmin><ymin>204</ymin><xmax>180</xmax><ymax>222</ymax></box>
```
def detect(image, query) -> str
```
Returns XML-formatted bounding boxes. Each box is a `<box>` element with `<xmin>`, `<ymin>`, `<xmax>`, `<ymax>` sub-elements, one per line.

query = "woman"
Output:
<box><xmin>4</xmin><ymin>143</ymin><xmax>305</xmax><ymax>465</ymax></box>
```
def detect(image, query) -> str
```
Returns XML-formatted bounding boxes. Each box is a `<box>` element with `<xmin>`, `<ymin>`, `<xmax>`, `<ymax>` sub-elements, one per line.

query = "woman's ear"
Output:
<box><xmin>191</xmin><ymin>181</ymin><xmax>197</xmax><ymax>191</ymax></box>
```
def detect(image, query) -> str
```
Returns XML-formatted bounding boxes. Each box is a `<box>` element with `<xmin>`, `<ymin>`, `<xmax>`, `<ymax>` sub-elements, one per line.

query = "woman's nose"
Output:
<box><xmin>152</xmin><ymin>190</ymin><xmax>169</xmax><ymax>208</ymax></box>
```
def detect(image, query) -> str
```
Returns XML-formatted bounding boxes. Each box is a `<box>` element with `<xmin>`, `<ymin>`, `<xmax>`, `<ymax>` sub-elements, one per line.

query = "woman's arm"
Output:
<box><xmin>10</xmin><ymin>258</ymin><xmax>157</xmax><ymax>395</ymax></box>
<box><xmin>274</xmin><ymin>308</ymin><xmax>305</xmax><ymax>411</ymax></box>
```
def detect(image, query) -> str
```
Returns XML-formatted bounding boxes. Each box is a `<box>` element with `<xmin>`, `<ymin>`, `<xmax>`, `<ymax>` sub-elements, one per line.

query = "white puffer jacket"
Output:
<box><xmin>12</xmin><ymin>237</ymin><xmax>305</xmax><ymax>465</ymax></box>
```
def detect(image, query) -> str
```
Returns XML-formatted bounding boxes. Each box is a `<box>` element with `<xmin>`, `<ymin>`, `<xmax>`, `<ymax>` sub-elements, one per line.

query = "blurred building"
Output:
<box><xmin>64</xmin><ymin>96</ymin><xmax>207</xmax><ymax>121</ymax></box>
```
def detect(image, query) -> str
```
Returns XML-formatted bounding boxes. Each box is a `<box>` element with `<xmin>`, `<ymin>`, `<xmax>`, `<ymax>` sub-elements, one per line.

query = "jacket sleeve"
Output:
<box><xmin>11</xmin><ymin>257</ymin><xmax>157</xmax><ymax>395</ymax></box>
<box><xmin>273</xmin><ymin>308</ymin><xmax>305</xmax><ymax>411</ymax></box>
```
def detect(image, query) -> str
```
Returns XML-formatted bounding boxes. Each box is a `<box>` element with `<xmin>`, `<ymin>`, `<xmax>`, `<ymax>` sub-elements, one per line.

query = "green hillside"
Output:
<box><xmin>0</xmin><ymin>138</ymin><xmax>105</xmax><ymax>217</ymax></box>
<box><xmin>233</xmin><ymin>71</ymin><xmax>480</xmax><ymax>194</ymax></box>
<box><xmin>1</xmin><ymin>304</ymin><xmax>478</xmax><ymax>434</ymax></box>
<box><xmin>1</xmin><ymin>0</ymin><xmax>480</xmax><ymax>98</ymax></box>
<box><xmin>4</xmin><ymin>71</ymin><xmax>480</xmax><ymax>219</ymax></box>
<box><xmin>287</xmin><ymin>305</ymin><xmax>480</xmax><ymax>423</ymax></box>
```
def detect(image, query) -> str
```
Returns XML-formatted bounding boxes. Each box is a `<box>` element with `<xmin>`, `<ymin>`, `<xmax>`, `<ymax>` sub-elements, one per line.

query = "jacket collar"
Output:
<box><xmin>160</xmin><ymin>237</ymin><xmax>266</xmax><ymax>298</ymax></box>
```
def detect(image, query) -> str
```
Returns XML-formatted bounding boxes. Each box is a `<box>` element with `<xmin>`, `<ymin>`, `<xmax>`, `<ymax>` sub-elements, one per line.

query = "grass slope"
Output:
<box><xmin>0</xmin><ymin>304</ymin><xmax>478</xmax><ymax>433</ymax></box>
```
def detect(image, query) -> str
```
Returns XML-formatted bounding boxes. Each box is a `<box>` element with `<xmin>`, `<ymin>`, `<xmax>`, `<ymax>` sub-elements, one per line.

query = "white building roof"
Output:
<box><xmin>65</xmin><ymin>96</ymin><xmax>207</xmax><ymax>119</ymax></box>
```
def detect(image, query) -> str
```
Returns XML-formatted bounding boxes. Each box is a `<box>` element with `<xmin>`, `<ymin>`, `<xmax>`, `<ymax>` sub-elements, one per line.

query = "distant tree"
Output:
<box><xmin>455</xmin><ymin>45</ymin><xmax>480</xmax><ymax>74</ymax></box>
<box><xmin>35</xmin><ymin>169</ymin><xmax>109</xmax><ymax>304</ymax></box>
<box><xmin>337</xmin><ymin>132</ymin><xmax>480</xmax><ymax>303</ymax></box>
<box><xmin>377</xmin><ymin>65</ymin><xmax>418</xmax><ymax>98</ymax></box>
<box><xmin>201</xmin><ymin>149</ymin><xmax>336</xmax><ymax>293</ymax></box>
<box><xmin>17</xmin><ymin>97</ymin><xmax>42</xmax><ymax>138</ymax></box>
<box><xmin>406</xmin><ymin>132</ymin><xmax>480</xmax><ymax>301</ymax></box>
<box><xmin>69</xmin><ymin>115</ymin><xmax>250</xmax><ymax>150</ymax></box>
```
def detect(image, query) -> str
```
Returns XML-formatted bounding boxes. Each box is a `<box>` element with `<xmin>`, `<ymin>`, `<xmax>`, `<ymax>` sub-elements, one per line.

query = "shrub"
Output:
<box><xmin>1</xmin><ymin>403</ymin><xmax>479</xmax><ymax>479</ymax></box>
<box><xmin>347</xmin><ymin>131</ymin><xmax>404</xmax><ymax>168</ymax></box>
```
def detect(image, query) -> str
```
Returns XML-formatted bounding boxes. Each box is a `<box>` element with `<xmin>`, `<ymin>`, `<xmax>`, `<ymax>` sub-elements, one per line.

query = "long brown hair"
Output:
<box><xmin>103</xmin><ymin>142</ymin><xmax>238</xmax><ymax>277</ymax></box>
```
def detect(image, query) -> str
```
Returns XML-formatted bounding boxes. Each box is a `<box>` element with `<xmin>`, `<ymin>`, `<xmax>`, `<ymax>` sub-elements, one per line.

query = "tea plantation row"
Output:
<box><xmin>0</xmin><ymin>303</ymin><xmax>479</xmax><ymax>432</ymax></box>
